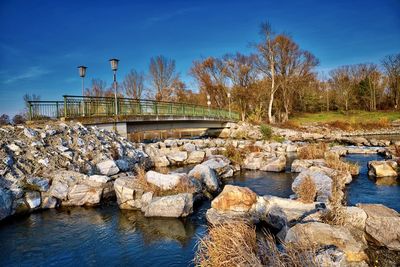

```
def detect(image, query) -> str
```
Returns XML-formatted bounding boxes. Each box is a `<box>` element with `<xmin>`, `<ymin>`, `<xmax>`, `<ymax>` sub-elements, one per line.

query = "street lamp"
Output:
<box><xmin>109</xmin><ymin>58</ymin><xmax>119</xmax><ymax>115</ymax></box>
<box><xmin>227</xmin><ymin>92</ymin><xmax>231</xmax><ymax>118</ymax></box>
<box><xmin>78</xmin><ymin>66</ymin><xmax>87</xmax><ymax>116</ymax></box>
<box><xmin>207</xmin><ymin>94</ymin><xmax>211</xmax><ymax>116</ymax></box>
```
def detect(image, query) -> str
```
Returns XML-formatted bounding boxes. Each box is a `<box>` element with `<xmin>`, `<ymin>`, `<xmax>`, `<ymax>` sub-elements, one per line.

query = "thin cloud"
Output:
<box><xmin>2</xmin><ymin>66</ymin><xmax>50</xmax><ymax>84</ymax></box>
<box><xmin>145</xmin><ymin>7</ymin><xmax>199</xmax><ymax>26</ymax></box>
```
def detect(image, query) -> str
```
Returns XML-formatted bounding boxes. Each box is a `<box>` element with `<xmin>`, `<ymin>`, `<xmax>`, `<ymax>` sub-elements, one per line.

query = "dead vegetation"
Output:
<box><xmin>296</xmin><ymin>175</ymin><xmax>317</xmax><ymax>203</ymax></box>
<box><xmin>298</xmin><ymin>143</ymin><xmax>328</xmax><ymax>159</ymax></box>
<box><xmin>326</xmin><ymin>117</ymin><xmax>390</xmax><ymax>131</ymax></box>
<box><xmin>321</xmin><ymin>172</ymin><xmax>346</xmax><ymax>226</ymax></box>
<box><xmin>135</xmin><ymin>167</ymin><xmax>196</xmax><ymax>197</ymax></box>
<box><xmin>324</xmin><ymin>152</ymin><xmax>359</xmax><ymax>175</ymax></box>
<box><xmin>195</xmin><ymin>221</ymin><xmax>319</xmax><ymax>267</ymax></box>
<box><xmin>222</xmin><ymin>143</ymin><xmax>244</xmax><ymax>165</ymax></box>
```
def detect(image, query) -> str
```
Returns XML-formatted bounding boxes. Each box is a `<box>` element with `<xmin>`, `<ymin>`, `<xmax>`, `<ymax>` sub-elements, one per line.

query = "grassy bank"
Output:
<box><xmin>285</xmin><ymin>110</ymin><xmax>400</xmax><ymax>130</ymax></box>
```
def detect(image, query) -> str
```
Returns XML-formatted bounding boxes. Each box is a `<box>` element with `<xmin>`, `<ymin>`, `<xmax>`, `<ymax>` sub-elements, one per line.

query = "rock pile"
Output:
<box><xmin>0</xmin><ymin>122</ymin><xmax>148</xmax><ymax>220</ymax></box>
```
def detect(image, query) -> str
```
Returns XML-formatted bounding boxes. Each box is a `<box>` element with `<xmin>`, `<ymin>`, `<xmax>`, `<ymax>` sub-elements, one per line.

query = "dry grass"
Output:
<box><xmin>326</xmin><ymin>117</ymin><xmax>390</xmax><ymax>131</ymax></box>
<box><xmin>393</xmin><ymin>145</ymin><xmax>400</xmax><ymax>157</ymax></box>
<box><xmin>135</xmin><ymin>167</ymin><xmax>196</xmax><ymax>197</ymax></box>
<box><xmin>279</xmin><ymin>120</ymin><xmax>301</xmax><ymax>130</ymax></box>
<box><xmin>296</xmin><ymin>175</ymin><xmax>317</xmax><ymax>203</ymax></box>
<box><xmin>195</xmin><ymin>221</ymin><xmax>319</xmax><ymax>267</ymax></box>
<box><xmin>244</xmin><ymin>144</ymin><xmax>263</xmax><ymax>153</ymax></box>
<box><xmin>321</xmin><ymin>172</ymin><xmax>346</xmax><ymax>226</ymax></box>
<box><xmin>324</xmin><ymin>153</ymin><xmax>359</xmax><ymax>175</ymax></box>
<box><xmin>298</xmin><ymin>143</ymin><xmax>328</xmax><ymax>159</ymax></box>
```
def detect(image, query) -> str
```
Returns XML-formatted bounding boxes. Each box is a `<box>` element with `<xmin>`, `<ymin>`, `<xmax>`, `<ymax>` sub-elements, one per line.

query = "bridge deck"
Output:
<box><xmin>28</xmin><ymin>95</ymin><xmax>239</xmax><ymax>122</ymax></box>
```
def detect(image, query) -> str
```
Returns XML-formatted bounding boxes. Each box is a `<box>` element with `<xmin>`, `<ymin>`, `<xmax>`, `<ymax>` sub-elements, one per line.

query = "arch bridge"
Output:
<box><xmin>28</xmin><ymin>95</ymin><xmax>239</xmax><ymax>137</ymax></box>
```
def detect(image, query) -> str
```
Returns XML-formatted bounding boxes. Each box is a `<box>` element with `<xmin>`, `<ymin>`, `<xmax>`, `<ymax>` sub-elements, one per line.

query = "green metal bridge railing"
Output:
<box><xmin>28</xmin><ymin>95</ymin><xmax>240</xmax><ymax>121</ymax></box>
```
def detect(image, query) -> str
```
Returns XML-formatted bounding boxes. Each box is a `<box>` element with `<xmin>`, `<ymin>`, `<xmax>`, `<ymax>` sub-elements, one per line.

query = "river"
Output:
<box><xmin>0</xmin><ymin>154</ymin><xmax>399</xmax><ymax>266</ymax></box>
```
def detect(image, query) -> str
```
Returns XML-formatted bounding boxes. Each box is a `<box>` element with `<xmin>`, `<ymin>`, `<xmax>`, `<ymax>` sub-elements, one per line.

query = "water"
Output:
<box><xmin>1</xmin><ymin>154</ymin><xmax>399</xmax><ymax>266</ymax></box>
<box><xmin>345</xmin><ymin>154</ymin><xmax>400</xmax><ymax>211</ymax></box>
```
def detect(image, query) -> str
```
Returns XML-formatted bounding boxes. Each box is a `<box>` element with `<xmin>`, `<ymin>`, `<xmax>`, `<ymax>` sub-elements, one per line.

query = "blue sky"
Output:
<box><xmin>0</xmin><ymin>0</ymin><xmax>399</xmax><ymax>116</ymax></box>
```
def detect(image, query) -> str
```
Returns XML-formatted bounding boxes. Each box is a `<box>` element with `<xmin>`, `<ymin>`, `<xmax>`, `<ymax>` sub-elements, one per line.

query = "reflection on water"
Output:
<box><xmin>345</xmin><ymin>154</ymin><xmax>400</xmax><ymax>211</ymax></box>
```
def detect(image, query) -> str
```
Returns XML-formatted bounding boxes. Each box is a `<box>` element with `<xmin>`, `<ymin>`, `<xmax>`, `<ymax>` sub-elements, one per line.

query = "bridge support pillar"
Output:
<box><xmin>95</xmin><ymin>122</ymin><xmax>128</xmax><ymax>138</ymax></box>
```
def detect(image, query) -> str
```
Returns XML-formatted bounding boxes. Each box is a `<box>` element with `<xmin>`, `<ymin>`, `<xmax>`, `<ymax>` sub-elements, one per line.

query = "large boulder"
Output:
<box><xmin>292</xmin><ymin>167</ymin><xmax>333</xmax><ymax>203</ymax></box>
<box><xmin>114</xmin><ymin>176</ymin><xmax>144</xmax><ymax>209</ymax></box>
<box><xmin>186</xmin><ymin>151</ymin><xmax>205</xmax><ymax>164</ymax></box>
<box><xmin>368</xmin><ymin>160</ymin><xmax>398</xmax><ymax>177</ymax></box>
<box><xmin>26</xmin><ymin>177</ymin><xmax>50</xmax><ymax>192</ymax></box>
<box><xmin>357</xmin><ymin>204</ymin><xmax>400</xmax><ymax>251</ymax></box>
<box><xmin>144</xmin><ymin>193</ymin><xmax>193</xmax><ymax>217</ymax></box>
<box><xmin>243</xmin><ymin>152</ymin><xmax>286</xmax><ymax>172</ymax></box>
<box><xmin>291</xmin><ymin>159</ymin><xmax>326</xmax><ymax>173</ymax></box>
<box><xmin>263</xmin><ymin>195</ymin><xmax>319</xmax><ymax>231</ymax></box>
<box><xmin>0</xmin><ymin>188</ymin><xmax>13</xmax><ymax>220</ymax></box>
<box><xmin>25</xmin><ymin>191</ymin><xmax>41</xmax><ymax>209</ymax></box>
<box><xmin>64</xmin><ymin>184</ymin><xmax>102</xmax><ymax>206</ymax></box>
<box><xmin>285</xmin><ymin>222</ymin><xmax>367</xmax><ymax>262</ymax></box>
<box><xmin>167</xmin><ymin>151</ymin><xmax>188</xmax><ymax>164</ymax></box>
<box><xmin>96</xmin><ymin>160</ymin><xmax>120</xmax><ymax>176</ymax></box>
<box><xmin>145</xmin><ymin>171</ymin><xmax>186</xmax><ymax>191</ymax></box>
<box><xmin>211</xmin><ymin>185</ymin><xmax>257</xmax><ymax>212</ymax></box>
<box><xmin>188</xmin><ymin>164</ymin><xmax>219</xmax><ymax>193</ymax></box>
<box><xmin>201</xmin><ymin>155</ymin><xmax>231</xmax><ymax>176</ymax></box>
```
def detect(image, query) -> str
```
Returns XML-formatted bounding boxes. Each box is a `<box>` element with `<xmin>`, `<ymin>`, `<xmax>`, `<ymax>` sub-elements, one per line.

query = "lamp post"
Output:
<box><xmin>207</xmin><ymin>94</ymin><xmax>211</xmax><ymax>116</ymax></box>
<box><xmin>109</xmin><ymin>58</ymin><xmax>119</xmax><ymax>116</ymax></box>
<box><xmin>78</xmin><ymin>66</ymin><xmax>87</xmax><ymax>116</ymax></box>
<box><xmin>227</xmin><ymin>92</ymin><xmax>231</xmax><ymax>118</ymax></box>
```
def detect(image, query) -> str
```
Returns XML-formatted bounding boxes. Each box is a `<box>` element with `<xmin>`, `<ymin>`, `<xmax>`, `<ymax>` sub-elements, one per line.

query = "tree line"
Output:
<box><xmin>85</xmin><ymin>22</ymin><xmax>399</xmax><ymax>124</ymax></box>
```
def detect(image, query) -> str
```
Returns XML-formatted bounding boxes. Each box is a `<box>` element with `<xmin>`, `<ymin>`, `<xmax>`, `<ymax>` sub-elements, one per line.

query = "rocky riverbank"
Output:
<box><xmin>1</xmin><ymin>121</ymin><xmax>399</xmax><ymax>266</ymax></box>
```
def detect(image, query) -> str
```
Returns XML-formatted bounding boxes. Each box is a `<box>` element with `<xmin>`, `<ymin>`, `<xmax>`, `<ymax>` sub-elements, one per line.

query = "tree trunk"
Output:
<box><xmin>268</xmin><ymin>92</ymin><xmax>275</xmax><ymax>124</ymax></box>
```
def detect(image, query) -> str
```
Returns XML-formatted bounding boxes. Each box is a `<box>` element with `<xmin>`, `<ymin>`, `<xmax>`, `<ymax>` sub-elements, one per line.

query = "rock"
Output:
<box><xmin>368</xmin><ymin>160</ymin><xmax>398</xmax><ymax>177</ymax></box>
<box><xmin>25</xmin><ymin>191</ymin><xmax>41</xmax><ymax>209</ymax></box>
<box><xmin>0</xmin><ymin>188</ymin><xmax>13</xmax><ymax>220</ymax></box>
<box><xmin>144</xmin><ymin>193</ymin><xmax>193</xmax><ymax>217</ymax></box>
<box><xmin>357</xmin><ymin>204</ymin><xmax>400</xmax><ymax>251</ymax></box>
<box><xmin>7</xmin><ymin>143</ymin><xmax>21</xmax><ymax>153</ymax></box>
<box><xmin>202</xmin><ymin>155</ymin><xmax>231</xmax><ymax>175</ymax></box>
<box><xmin>41</xmin><ymin>195</ymin><xmax>58</xmax><ymax>209</ymax></box>
<box><xmin>87</xmin><ymin>175</ymin><xmax>111</xmax><ymax>184</ymax></box>
<box><xmin>186</xmin><ymin>151</ymin><xmax>205</xmax><ymax>164</ymax></box>
<box><xmin>285</xmin><ymin>222</ymin><xmax>367</xmax><ymax>262</ymax></box>
<box><xmin>315</xmin><ymin>246</ymin><xmax>347</xmax><ymax>267</ymax></box>
<box><xmin>57</xmin><ymin>145</ymin><xmax>69</xmax><ymax>152</ymax></box>
<box><xmin>38</xmin><ymin>158</ymin><xmax>49</xmax><ymax>166</ymax></box>
<box><xmin>97</xmin><ymin>160</ymin><xmax>120</xmax><ymax>176</ymax></box>
<box><xmin>291</xmin><ymin>159</ymin><xmax>326</xmax><ymax>172</ymax></box>
<box><xmin>115</xmin><ymin>159</ymin><xmax>130</xmax><ymax>172</ymax></box>
<box><xmin>164</xmin><ymin>139</ymin><xmax>178</xmax><ymax>147</ymax></box>
<box><xmin>153</xmin><ymin>155</ymin><xmax>170</xmax><ymax>167</ymax></box>
<box><xmin>211</xmin><ymin>185</ymin><xmax>257</xmax><ymax>212</ymax></box>
<box><xmin>263</xmin><ymin>195</ymin><xmax>319</xmax><ymax>231</ymax></box>
<box><xmin>205</xmin><ymin>207</ymin><xmax>259</xmax><ymax>225</ymax></box>
<box><xmin>114</xmin><ymin>177</ymin><xmax>144</xmax><ymax>209</ymax></box>
<box><xmin>188</xmin><ymin>164</ymin><xmax>219</xmax><ymax>193</ymax></box>
<box><xmin>183</xmin><ymin>143</ymin><xmax>196</xmax><ymax>152</ymax></box>
<box><xmin>261</xmin><ymin>155</ymin><xmax>286</xmax><ymax>172</ymax></box>
<box><xmin>146</xmin><ymin>171</ymin><xmax>185</xmax><ymax>190</ymax></box>
<box><xmin>343</xmin><ymin>206</ymin><xmax>367</xmax><ymax>230</ymax></box>
<box><xmin>26</xmin><ymin>177</ymin><xmax>50</xmax><ymax>192</ymax></box>
<box><xmin>3</xmin><ymin>155</ymin><xmax>14</xmax><ymax>167</ymax></box>
<box><xmin>24</xmin><ymin>128</ymin><xmax>37</xmax><ymax>139</ymax></box>
<box><xmin>292</xmin><ymin>167</ymin><xmax>333</xmax><ymax>202</ymax></box>
<box><xmin>65</xmin><ymin>184</ymin><xmax>102</xmax><ymax>206</ymax></box>
<box><xmin>49</xmin><ymin>181</ymin><xmax>69</xmax><ymax>200</ymax></box>
<box><xmin>167</xmin><ymin>151</ymin><xmax>188</xmax><ymax>164</ymax></box>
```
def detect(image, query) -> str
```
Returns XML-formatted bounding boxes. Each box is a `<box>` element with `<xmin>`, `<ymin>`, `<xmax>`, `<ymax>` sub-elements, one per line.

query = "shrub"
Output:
<box><xmin>280</xmin><ymin>120</ymin><xmax>301</xmax><ymax>130</ymax></box>
<box><xmin>297</xmin><ymin>143</ymin><xmax>327</xmax><ymax>159</ymax></box>
<box><xmin>110</xmin><ymin>143</ymin><xmax>120</xmax><ymax>160</ymax></box>
<box><xmin>260</xmin><ymin>124</ymin><xmax>272</xmax><ymax>140</ymax></box>
<box><xmin>223</xmin><ymin>144</ymin><xmax>244</xmax><ymax>165</ymax></box>
<box><xmin>296</xmin><ymin>175</ymin><xmax>317</xmax><ymax>203</ymax></box>
<box><xmin>271</xmin><ymin>135</ymin><xmax>285</xmax><ymax>143</ymax></box>
<box><xmin>321</xmin><ymin>172</ymin><xmax>346</xmax><ymax>226</ymax></box>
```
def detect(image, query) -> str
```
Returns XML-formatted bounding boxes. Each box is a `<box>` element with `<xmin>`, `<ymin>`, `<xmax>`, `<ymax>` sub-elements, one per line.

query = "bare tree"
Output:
<box><xmin>382</xmin><ymin>53</ymin><xmax>400</xmax><ymax>109</ymax></box>
<box><xmin>255</xmin><ymin>22</ymin><xmax>277</xmax><ymax>123</ymax></box>
<box><xmin>0</xmin><ymin>114</ymin><xmax>10</xmax><ymax>125</ymax></box>
<box><xmin>149</xmin><ymin>55</ymin><xmax>179</xmax><ymax>101</ymax></box>
<box><xmin>85</xmin><ymin>79</ymin><xmax>108</xmax><ymax>97</ymax></box>
<box><xmin>123</xmin><ymin>69</ymin><xmax>145</xmax><ymax>99</ymax></box>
